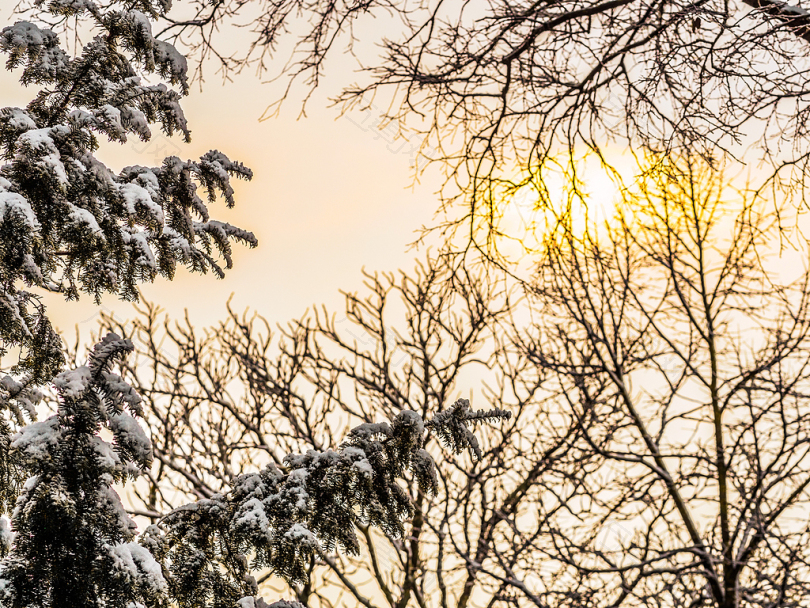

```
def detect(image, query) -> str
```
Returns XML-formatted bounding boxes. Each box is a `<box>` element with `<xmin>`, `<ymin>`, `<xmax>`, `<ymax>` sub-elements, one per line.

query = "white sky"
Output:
<box><xmin>0</xmin><ymin>6</ymin><xmax>446</xmax><ymax>341</ymax></box>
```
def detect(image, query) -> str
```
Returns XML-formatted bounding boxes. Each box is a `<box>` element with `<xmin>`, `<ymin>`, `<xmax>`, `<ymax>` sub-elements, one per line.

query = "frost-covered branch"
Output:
<box><xmin>95</xmin><ymin>254</ymin><xmax>549</xmax><ymax>608</ymax></box>
<box><xmin>0</xmin><ymin>0</ymin><xmax>256</xmax><ymax>384</ymax></box>
<box><xmin>1</xmin><ymin>333</ymin><xmax>167</xmax><ymax>607</ymax></box>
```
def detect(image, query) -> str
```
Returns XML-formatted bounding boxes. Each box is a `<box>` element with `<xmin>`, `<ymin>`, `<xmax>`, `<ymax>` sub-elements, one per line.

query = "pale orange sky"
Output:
<box><xmin>0</xmin><ymin>6</ymin><xmax>445</xmax><ymax>341</ymax></box>
<box><xmin>7</xmin><ymin>4</ymin><xmax>802</xmax><ymax>348</ymax></box>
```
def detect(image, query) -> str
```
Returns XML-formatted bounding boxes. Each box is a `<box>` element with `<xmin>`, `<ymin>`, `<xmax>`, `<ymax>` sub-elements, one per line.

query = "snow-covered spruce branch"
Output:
<box><xmin>0</xmin><ymin>0</ymin><xmax>255</xmax><ymax>385</ymax></box>
<box><xmin>741</xmin><ymin>0</ymin><xmax>810</xmax><ymax>44</ymax></box>
<box><xmin>0</xmin><ymin>375</ymin><xmax>42</xmax><ymax>514</ymax></box>
<box><xmin>147</xmin><ymin>398</ymin><xmax>510</xmax><ymax>608</ymax></box>
<box><xmin>0</xmin><ymin>333</ymin><xmax>509</xmax><ymax>608</ymax></box>
<box><xmin>426</xmin><ymin>398</ymin><xmax>511</xmax><ymax>461</ymax></box>
<box><xmin>1</xmin><ymin>333</ymin><xmax>164</xmax><ymax>607</ymax></box>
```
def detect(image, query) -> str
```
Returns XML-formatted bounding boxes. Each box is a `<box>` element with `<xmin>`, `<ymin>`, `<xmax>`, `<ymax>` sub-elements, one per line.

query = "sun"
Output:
<box><xmin>493</xmin><ymin>149</ymin><xmax>634</xmax><ymax>258</ymax></box>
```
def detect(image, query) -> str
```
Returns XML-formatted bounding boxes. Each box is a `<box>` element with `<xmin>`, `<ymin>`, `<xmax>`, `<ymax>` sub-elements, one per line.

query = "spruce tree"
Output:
<box><xmin>0</xmin><ymin>0</ymin><xmax>255</xmax><ymax>386</ymax></box>
<box><xmin>0</xmin><ymin>0</ymin><xmax>255</xmax><ymax>523</ymax></box>
<box><xmin>0</xmin><ymin>332</ymin><xmax>166</xmax><ymax>607</ymax></box>
<box><xmin>0</xmin><ymin>7</ymin><xmax>511</xmax><ymax>605</ymax></box>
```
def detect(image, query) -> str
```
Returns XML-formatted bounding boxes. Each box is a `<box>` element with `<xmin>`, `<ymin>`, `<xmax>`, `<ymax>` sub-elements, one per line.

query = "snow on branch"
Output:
<box><xmin>148</xmin><ymin>400</ymin><xmax>510</xmax><ymax>608</ymax></box>
<box><xmin>0</xmin><ymin>0</ymin><xmax>256</xmax><ymax>383</ymax></box>
<box><xmin>427</xmin><ymin>397</ymin><xmax>511</xmax><ymax>460</ymax></box>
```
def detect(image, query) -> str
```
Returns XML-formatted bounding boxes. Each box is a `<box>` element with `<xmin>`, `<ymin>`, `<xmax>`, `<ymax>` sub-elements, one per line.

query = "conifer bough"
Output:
<box><xmin>0</xmin><ymin>0</ymin><xmax>256</xmax><ymax>387</ymax></box>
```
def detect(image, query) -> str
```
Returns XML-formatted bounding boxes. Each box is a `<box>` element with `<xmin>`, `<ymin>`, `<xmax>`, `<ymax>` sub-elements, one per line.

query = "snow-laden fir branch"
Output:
<box><xmin>0</xmin><ymin>333</ymin><xmax>167</xmax><ymax>607</ymax></box>
<box><xmin>146</xmin><ymin>398</ymin><xmax>509</xmax><ymax>608</ymax></box>
<box><xmin>0</xmin><ymin>0</ymin><xmax>256</xmax><ymax>386</ymax></box>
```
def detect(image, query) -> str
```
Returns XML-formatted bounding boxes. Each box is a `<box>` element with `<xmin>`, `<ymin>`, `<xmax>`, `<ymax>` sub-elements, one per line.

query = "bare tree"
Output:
<box><xmin>501</xmin><ymin>153</ymin><xmax>810</xmax><ymax>607</ymax></box>
<box><xmin>124</xmin><ymin>0</ymin><xmax>810</xmax><ymax>249</ymax></box>
<box><xmin>99</xmin><ymin>149</ymin><xmax>810</xmax><ymax>608</ymax></box>
<box><xmin>95</xmin><ymin>254</ymin><xmax>592</xmax><ymax>608</ymax></box>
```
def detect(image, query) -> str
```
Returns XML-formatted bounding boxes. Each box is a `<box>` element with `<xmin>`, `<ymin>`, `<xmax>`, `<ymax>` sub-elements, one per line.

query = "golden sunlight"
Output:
<box><xmin>493</xmin><ymin>149</ymin><xmax>634</xmax><ymax>260</ymax></box>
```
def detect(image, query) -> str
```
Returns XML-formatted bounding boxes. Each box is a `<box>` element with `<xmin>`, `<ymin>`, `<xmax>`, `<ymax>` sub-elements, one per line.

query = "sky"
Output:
<box><xmin>0</xmin><ymin>5</ymin><xmax>447</xmax><ymax>344</ymax></box>
<box><xmin>3</xmin><ymin>2</ymin><xmax>805</xmax><ymax>352</ymax></box>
